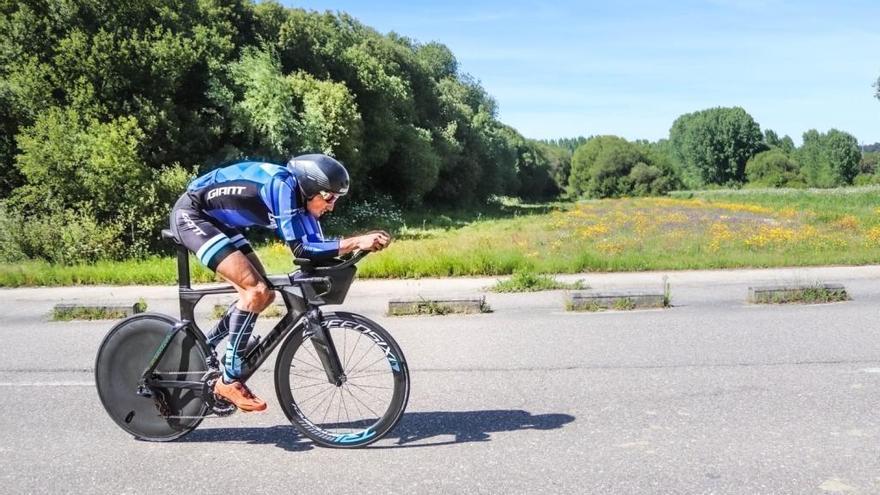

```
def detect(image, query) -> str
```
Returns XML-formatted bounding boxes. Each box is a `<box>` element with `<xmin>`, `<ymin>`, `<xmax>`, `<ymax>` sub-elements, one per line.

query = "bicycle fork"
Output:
<box><xmin>303</xmin><ymin>309</ymin><xmax>347</xmax><ymax>386</ymax></box>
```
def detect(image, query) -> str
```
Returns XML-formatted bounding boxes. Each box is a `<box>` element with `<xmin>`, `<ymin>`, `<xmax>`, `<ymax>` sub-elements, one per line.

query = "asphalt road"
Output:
<box><xmin>1</xmin><ymin>269</ymin><xmax>879</xmax><ymax>494</ymax></box>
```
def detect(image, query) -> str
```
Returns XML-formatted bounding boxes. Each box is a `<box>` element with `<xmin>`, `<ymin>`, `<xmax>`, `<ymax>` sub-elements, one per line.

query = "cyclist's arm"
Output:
<box><xmin>268</xmin><ymin>176</ymin><xmax>340</xmax><ymax>260</ymax></box>
<box><xmin>285</xmin><ymin>214</ymin><xmax>340</xmax><ymax>260</ymax></box>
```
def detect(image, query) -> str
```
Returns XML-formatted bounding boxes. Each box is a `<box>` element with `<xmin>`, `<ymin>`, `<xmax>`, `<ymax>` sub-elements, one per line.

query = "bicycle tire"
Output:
<box><xmin>95</xmin><ymin>313</ymin><xmax>208</xmax><ymax>441</ymax></box>
<box><xmin>274</xmin><ymin>311</ymin><xmax>410</xmax><ymax>448</ymax></box>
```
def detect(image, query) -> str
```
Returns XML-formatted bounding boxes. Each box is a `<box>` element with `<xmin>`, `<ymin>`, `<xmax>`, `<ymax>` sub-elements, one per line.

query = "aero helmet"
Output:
<box><xmin>287</xmin><ymin>154</ymin><xmax>350</xmax><ymax>198</ymax></box>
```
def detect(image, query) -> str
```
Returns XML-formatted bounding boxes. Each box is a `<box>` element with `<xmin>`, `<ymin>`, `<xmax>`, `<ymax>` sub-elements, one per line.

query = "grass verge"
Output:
<box><xmin>5</xmin><ymin>187</ymin><xmax>880</xmax><ymax>286</ymax></box>
<box><xmin>210</xmin><ymin>303</ymin><xmax>284</xmax><ymax>319</ymax></box>
<box><xmin>490</xmin><ymin>271</ymin><xmax>588</xmax><ymax>292</ymax></box>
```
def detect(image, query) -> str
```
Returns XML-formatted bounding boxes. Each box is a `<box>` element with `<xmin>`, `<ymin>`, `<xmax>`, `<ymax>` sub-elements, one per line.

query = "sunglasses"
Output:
<box><xmin>318</xmin><ymin>191</ymin><xmax>342</xmax><ymax>204</ymax></box>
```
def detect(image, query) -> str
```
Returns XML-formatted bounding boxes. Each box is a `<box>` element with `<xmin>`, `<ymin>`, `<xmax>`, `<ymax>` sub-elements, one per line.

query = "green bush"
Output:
<box><xmin>852</xmin><ymin>173</ymin><xmax>880</xmax><ymax>186</ymax></box>
<box><xmin>0</xmin><ymin>203</ymin><xmax>25</xmax><ymax>262</ymax></box>
<box><xmin>569</xmin><ymin>136</ymin><xmax>680</xmax><ymax>198</ymax></box>
<box><xmin>13</xmin><ymin>208</ymin><xmax>125</xmax><ymax>264</ymax></box>
<box><xmin>322</xmin><ymin>194</ymin><xmax>405</xmax><ymax>236</ymax></box>
<box><xmin>745</xmin><ymin>149</ymin><xmax>805</xmax><ymax>187</ymax></box>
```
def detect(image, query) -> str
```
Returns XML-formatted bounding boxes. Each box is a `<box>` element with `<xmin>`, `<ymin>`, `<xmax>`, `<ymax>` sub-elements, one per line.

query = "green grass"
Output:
<box><xmin>3</xmin><ymin>187</ymin><xmax>880</xmax><ymax>287</ymax></box>
<box><xmin>210</xmin><ymin>303</ymin><xmax>284</xmax><ymax>319</ymax></box>
<box><xmin>490</xmin><ymin>270</ymin><xmax>588</xmax><ymax>292</ymax></box>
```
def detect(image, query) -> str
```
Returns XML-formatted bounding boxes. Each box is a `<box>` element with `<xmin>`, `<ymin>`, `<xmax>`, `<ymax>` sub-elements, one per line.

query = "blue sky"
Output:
<box><xmin>287</xmin><ymin>1</ymin><xmax>879</xmax><ymax>144</ymax></box>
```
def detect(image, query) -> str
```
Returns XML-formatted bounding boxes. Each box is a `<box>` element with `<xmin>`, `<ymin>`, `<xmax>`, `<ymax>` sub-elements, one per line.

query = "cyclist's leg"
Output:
<box><xmin>170</xmin><ymin>197</ymin><xmax>246</xmax><ymax>346</ymax></box>
<box><xmin>170</xmin><ymin>198</ymin><xmax>269</xmax><ymax>411</ymax></box>
<box><xmin>203</xmin><ymin>228</ymin><xmax>262</xmax><ymax>347</ymax></box>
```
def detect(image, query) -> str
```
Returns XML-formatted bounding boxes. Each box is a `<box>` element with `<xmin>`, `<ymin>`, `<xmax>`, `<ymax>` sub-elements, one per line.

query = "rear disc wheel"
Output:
<box><xmin>95</xmin><ymin>313</ymin><xmax>208</xmax><ymax>441</ymax></box>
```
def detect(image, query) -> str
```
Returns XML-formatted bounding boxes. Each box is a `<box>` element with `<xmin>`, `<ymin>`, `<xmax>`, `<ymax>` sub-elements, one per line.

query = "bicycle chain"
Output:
<box><xmin>151</xmin><ymin>369</ymin><xmax>237</xmax><ymax>420</ymax></box>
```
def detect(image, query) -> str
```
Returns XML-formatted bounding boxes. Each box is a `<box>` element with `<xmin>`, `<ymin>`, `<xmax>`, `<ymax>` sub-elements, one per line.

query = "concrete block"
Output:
<box><xmin>388</xmin><ymin>296</ymin><xmax>487</xmax><ymax>316</ymax></box>
<box><xmin>52</xmin><ymin>302</ymin><xmax>145</xmax><ymax>320</ymax></box>
<box><xmin>748</xmin><ymin>283</ymin><xmax>848</xmax><ymax>304</ymax></box>
<box><xmin>565</xmin><ymin>290</ymin><xmax>666</xmax><ymax>312</ymax></box>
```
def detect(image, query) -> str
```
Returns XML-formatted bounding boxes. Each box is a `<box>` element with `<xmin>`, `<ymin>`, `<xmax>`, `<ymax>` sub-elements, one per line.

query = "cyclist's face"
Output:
<box><xmin>306</xmin><ymin>194</ymin><xmax>335</xmax><ymax>218</ymax></box>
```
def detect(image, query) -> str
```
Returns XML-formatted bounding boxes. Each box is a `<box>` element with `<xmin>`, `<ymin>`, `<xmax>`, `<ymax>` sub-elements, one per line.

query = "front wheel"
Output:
<box><xmin>274</xmin><ymin>312</ymin><xmax>410</xmax><ymax>448</ymax></box>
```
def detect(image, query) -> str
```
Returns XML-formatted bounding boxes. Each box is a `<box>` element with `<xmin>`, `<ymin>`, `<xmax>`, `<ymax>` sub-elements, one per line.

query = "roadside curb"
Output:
<box><xmin>52</xmin><ymin>302</ymin><xmax>145</xmax><ymax>321</ymax></box>
<box><xmin>747</xmin><ymin>283</ymin><xmax>849</xmax><ymax>304</ymax></box>
<box><xmin>388</xmin><ymin>296</ymin><xmax>489</xmax><ymax>316</ymax></box>
<box><xmin>565</xmin><ymin>290</ymin><xmax>667</xmax><ymax>312</ymax></box>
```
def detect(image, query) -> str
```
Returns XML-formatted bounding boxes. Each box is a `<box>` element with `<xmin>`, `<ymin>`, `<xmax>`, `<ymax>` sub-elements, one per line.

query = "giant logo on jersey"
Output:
<box><xmin>207</xmin><ymin>186</ymin><xmax>246</xmax><ymax>200</ymax></box>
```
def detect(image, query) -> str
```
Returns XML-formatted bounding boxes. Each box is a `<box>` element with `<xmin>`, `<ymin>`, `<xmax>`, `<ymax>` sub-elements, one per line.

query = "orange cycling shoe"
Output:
<box><xmin>214</xmin><ymin>379</ymin><xmax>267</xmax><ymax>412</ymax></box>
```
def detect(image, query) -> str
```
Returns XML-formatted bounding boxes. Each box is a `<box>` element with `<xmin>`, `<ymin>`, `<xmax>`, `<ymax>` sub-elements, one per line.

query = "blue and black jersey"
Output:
<box><xmin>184</xmin><ymin>160</ymin><xmax>340</xmax><ymax>260</ymax></box>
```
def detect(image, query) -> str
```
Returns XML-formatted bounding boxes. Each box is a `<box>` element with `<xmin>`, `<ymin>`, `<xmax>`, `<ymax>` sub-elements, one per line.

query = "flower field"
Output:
<box><xmin>1</xmin><ymin>187</ymin><xmax>878</xmax><ymax>285</ymax></box>
<box><xmin>354</xmin><ymin>188</ymin><xmax>880</xmax><ymax>277</ymax></box>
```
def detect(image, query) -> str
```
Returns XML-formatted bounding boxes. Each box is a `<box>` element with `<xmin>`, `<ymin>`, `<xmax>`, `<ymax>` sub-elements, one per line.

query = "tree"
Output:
<box><xmin>531</xmin><ymin>140</ymin><xmax>571</xmax><ymax>194</ymax></box>
<box><xmin>797</xmin><ymin>129</ymin><xmax>861</xmax><ymax>187</ymax></box>
<box><xmin>745</xmin><ymin>149</ymin><xmax>804</xmax><ymax>188</ymax></box>
<box><xmin>669</xmin><ymin>107</ymin><xmax>764</xmax><ymax>186</ymax></box>
<box><xmin>763</xmin><ymin>129</ymin><xmax>795</xmax><ymax>154</ymax></box>
<box><xmin>569</xmin><ymin>135</ymin><xmax>680</xmax><ymax>198</ymax></box>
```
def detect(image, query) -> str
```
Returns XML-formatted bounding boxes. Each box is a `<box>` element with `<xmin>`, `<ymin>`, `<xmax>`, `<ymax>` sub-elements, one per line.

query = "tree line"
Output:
<box><xmin>0</xmin><ymin>0</ymin><xmax>562</xmax><ymax>263</ymax></box>
<box><xmin>543</xmin><ymin>106</ymin><xmax>879</xmax><ymax>199</ymax></box>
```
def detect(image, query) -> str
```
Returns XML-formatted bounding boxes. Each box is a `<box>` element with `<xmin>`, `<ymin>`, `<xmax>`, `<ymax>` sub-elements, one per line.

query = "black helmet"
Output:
<box><xmin>287</xmin><ymin>154</ymin><xmax>350</xmax><ymax>198</ymax></box>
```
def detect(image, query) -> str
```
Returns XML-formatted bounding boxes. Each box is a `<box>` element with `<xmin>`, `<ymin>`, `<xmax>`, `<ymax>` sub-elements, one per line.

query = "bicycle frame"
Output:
<box><xmin>138</xmin><ymin>241</ymin><xmax>350</xmax><ymax>398</ymax></box>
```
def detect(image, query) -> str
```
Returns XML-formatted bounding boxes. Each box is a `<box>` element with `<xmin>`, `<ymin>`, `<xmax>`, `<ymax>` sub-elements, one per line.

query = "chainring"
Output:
<box><xmin>204</xmin><ymin>371</ymin><xmax>237</xmax><ymax>417</ymax></box>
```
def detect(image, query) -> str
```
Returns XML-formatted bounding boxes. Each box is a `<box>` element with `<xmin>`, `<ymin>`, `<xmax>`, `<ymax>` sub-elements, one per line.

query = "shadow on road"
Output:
<box><xmin>179</xmin><ymin>409</ymin><xmax>575</xmax><ymax>451</ymax></box>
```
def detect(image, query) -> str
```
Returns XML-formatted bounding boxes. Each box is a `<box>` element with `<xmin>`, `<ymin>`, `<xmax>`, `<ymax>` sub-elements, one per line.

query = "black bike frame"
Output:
<box><xmin>140</xmin><ymin>241</ymin><xmax>348</xmax><ymax>395</ymax></box>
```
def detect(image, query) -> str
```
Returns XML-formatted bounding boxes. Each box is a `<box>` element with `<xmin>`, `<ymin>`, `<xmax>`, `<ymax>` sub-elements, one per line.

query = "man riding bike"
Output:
<box><xmin>169</xmin><ymin>154</ymin><xmax>390</xmax><ymax>412</ymax></box>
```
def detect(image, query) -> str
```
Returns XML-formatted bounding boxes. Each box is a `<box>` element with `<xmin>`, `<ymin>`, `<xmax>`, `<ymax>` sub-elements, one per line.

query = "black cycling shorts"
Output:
<box><xmin>169</xmin><ymin>194</ymin><xmax>254</xmax><ymax>271</ymax></box>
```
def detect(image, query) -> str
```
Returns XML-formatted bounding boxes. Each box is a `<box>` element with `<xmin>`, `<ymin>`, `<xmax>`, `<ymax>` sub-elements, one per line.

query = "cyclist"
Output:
<box><xmin>169</xmin><ymin>154</ymin><xmax>390</xmax><ymax>412</ymax></box>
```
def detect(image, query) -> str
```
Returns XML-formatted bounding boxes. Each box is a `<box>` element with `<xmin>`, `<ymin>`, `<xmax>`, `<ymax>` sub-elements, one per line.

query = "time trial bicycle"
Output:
<box><xmin>95</xmin><ymin>229</ymin><xmax>410</xmax><ymax>448</ymax></box>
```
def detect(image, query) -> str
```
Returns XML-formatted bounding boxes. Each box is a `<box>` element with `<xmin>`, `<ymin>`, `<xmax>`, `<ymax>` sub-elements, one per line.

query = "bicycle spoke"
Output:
<box><xmin>300</xmin><ymin>342</ymin><xmax>322</xmax><ymax>368</ymax></box>
<box><xmin>346</xmin><ymin>381</ymin><xmax>387</xmax><ymax>404</ymax></box>
<box><xmin>292</xmin><ymin>356</ymin><xmax>324</xmax><ymax>372</ymax></box>
<box><xmin>343</xmin><ymin>380</ymin><xmax>391</xmax><ymax>390</ymax></box>
<box><xmin>289</xmin><ymin>372</ymin><xmax>326</xmax><ymax>382</ymax></box>
<box><xmin>343</xmin><ymin>384</ymin><xmax>382</xmax><ymax>418</ymax></box>
<box><xmin>344</xmin><ymin>331</ymin><xmax>363</xmax><ymax>370</ymax></box>
<box><xmin>320</xmin><ymin>388</ymin><xmax>338</xmax><ymax>426</ymax></box>
<box><xmin>345</xmin><ymin>384</ymin><xmax>367</xmax><ymax>420</ymax></box>
<box><xmin>349</xmin><ymin>354</ymin><xmax>389</xmax><ymax>376</ymax></box>
<box><xmin>297</xmin><ymin>384</ymin><xmax>336</xmax><ymax>406</ymax></box>
<box><xmin>347</xmin><ymin>369</ymin><xmax>390</xmax><ymax>379</ymax></box>
<box><xmin>335</xmin><ymin>388</ymin><xmax>346</xmax><ymax>431</ymax></box>
<box><xmin>340</xmin><ymin>388</ymin><xmax>353</xmax><ymax>429</ymax></box>
<box><xmin>345</xmin><ymin>343</ymin><xmax>376</xmax><ymax>375</ymax></box>
<box><xmin>293</xmin><ymin>381</ymin><xmax>332</xmax><ymax>390</ymax></box>
<box><xmin>305</xmin><ymin>386</ymin><xmax>335</xmax><ymax>419</ymax></box>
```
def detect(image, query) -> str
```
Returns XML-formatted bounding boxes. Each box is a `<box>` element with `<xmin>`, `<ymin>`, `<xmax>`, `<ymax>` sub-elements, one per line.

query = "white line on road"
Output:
<box><xmin>0</xmin><ymin>382</ymin><xmax>93</xmax><ymax>387</ymax></box>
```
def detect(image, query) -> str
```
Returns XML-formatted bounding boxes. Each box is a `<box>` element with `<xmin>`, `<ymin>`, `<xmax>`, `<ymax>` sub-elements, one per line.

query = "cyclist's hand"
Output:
<box><xmin>356</xmin><ymin>232</ymin><xmax>391</xmax><ymax>251</ymax></box>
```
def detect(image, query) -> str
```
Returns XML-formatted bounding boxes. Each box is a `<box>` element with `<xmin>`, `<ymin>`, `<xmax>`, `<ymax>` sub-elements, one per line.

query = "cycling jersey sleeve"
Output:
<box><xmin>267</xmin><ymin>176</ymin><xmax>340</xmax><ymax>260</ymax></box>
